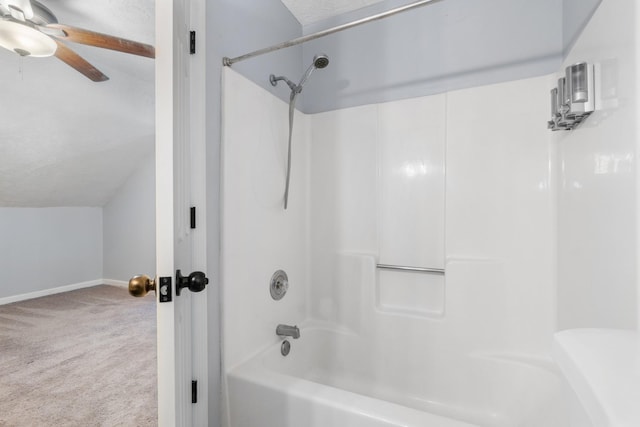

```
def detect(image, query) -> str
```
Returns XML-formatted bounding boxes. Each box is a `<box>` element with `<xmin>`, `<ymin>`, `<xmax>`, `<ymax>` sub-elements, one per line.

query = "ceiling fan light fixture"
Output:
<box><xmin>9</xmin><ymin>0</ymin><xmax>34</xmax><ymax>20</ymax></box>
<box><xmin>8</xmin><ymin>6</ymin><xmax>26</xmax><ymax>22</ymax></box>
<box><xmin>0</xmin><ymin>20</ymin><xmax>56</xmax><ymax>57</ymax></box>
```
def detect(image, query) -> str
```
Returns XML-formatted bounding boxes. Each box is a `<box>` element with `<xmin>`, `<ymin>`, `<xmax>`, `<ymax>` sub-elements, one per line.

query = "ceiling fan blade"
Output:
<box><xmin>46</xmin><ymin>23</ymin><xmax>155</xmax><ymax>58</ymax></box>
<box><xmin>54</xmin><ymin>40</ymin><xmax>109</xmax><ymax>82</ymax></box>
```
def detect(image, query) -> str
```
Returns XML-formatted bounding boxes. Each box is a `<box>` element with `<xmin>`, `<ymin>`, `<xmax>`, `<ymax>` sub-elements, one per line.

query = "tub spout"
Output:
<box><xmin>276</xmin><ymin>324</ymin><xmax>300</xmax><ymax>339</ymax></box>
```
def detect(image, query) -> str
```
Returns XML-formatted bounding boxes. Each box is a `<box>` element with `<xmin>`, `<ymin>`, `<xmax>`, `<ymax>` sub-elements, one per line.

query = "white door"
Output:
<box><xmin>155</xmin><ymin>0</ymin><xmax>207</xmax><ymax>425</ymax></box>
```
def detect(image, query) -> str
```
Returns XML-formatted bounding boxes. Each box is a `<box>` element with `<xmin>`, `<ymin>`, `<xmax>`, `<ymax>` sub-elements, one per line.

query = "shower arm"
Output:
<box><xmin>270</xmin><ymin>64</ymin><xmax>316</xmax><ymax>94</ymax></box>
<box><xmin>270</xmin><ymin>75</ymin><xmax>299</xmax><ymax>92</ymax></box>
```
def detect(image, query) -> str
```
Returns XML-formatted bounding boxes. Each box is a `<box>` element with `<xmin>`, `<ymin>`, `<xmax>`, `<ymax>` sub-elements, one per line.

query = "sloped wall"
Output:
<box><xmin>103</xmin><ymin>153</ymin><xmax>156</xmax><ymax>283</ymax></box>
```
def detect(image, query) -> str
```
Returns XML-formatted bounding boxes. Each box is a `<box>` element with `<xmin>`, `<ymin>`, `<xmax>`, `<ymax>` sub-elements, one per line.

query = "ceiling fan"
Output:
<box><xmin>0</xmin><ymin>0</ymin><xmax>154</xmax><ymax>82</ymax></box>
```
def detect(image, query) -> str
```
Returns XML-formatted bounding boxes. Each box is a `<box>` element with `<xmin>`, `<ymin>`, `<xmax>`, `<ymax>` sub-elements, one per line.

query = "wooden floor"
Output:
<box><xmin>0</xmin><ymin>285</ymin><xmax>157</xmax><ymax>426</ymax></box>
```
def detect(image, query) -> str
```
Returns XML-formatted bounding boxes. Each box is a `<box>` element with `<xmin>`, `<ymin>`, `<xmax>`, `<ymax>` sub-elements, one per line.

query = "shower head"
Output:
<box><xmin>270</xmin><ymin>53</ymin><xmax>330</xmax><ymax>95</ymax></box>
<box><xmin>297</xmin><ymin>53</ymin><xmax>330</xmax><ymax>91</ymax></box>
<box><xmin>313</xmin><ymin>54</ymin><xmax>330</xmax><ymax>69</ymax></box>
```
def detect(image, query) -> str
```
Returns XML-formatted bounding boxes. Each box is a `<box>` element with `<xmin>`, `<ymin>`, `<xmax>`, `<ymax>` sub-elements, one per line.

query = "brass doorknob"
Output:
<box><xmin>129</xmin><ymin>274</ymin><xmax>156</xmax><ymax>297</ymax></box>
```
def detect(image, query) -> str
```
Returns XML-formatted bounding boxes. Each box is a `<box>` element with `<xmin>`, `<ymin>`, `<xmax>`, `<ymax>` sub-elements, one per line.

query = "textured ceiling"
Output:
<box><xmin>0</xmin><ymin>0</ymin><xmax>155</xmax><ymax>207</ymax></box>
<box><xmin>280</xmin><ymin>0</ymin><xmax>387</xmax><ymax>25</ymax></box>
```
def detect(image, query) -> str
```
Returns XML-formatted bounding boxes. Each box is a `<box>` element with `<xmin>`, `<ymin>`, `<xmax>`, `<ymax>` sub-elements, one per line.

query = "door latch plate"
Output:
<box><xmin>159</xmin><ymin>277</ymin><xmax>172</xmax><ymax>302</ymax></box>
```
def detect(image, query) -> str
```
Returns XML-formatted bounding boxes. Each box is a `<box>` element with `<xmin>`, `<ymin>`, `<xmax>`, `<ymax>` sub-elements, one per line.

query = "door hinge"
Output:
<box><xmin>190</xmin><ymin>206</ymin><xmax>196</xmax><ymax>229</ymax></box>
<box><xmin>191</xmin><ymin>380</ymin><xmax>198</xmax><ymax>403</ymax></box>
<box><xmin>190</xmin><ymin>31</ymin><xmax>196</xmax><ymax>54</ymax></box>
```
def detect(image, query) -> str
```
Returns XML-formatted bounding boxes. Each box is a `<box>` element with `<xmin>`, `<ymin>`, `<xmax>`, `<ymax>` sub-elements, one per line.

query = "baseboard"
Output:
<box><xmin>0</xmin><ymin>279</ymin><xmax>104</xmax><ymax>305</ymax></box>
<box><xmin>102</xmin><ymin>279</ymin><xmax>128</xmax><ymax>288</ymax></box>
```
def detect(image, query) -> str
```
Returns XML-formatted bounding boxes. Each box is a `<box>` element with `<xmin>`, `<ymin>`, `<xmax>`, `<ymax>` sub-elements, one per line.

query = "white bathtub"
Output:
<box><xmin>226</xmin><ymin>325</ymin><xmax>569</xmax><ymax>427</ymax></box>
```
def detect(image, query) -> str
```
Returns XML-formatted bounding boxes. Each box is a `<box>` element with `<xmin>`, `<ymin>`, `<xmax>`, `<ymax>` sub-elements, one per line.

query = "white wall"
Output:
<box><xmin>446</xmin><ymin>76</ymin><xmax>556</xmax><ymax>355</ymax></box>
<box><xmin>309</xmin><ymin>75</ymin><xmax>556</xmax><ymax>357</ymax></box>
<box><xmin>555</xmin><ymin>0</ymin><xmax>638</xmax><ymax>330</ymax></box>
<box><xmin>103</xmin><ymin>153</ymin><xmax>156</xmax><ymax>282</ymax></box>
<box><xmin>310</xmin><ymin>95</ymin><xmax>447</xmax><ymax>321</ymax></box>
<box><xmin>223</xmin><ymin>70</ymin><xmax>556</xmax><ymax>364</ymax></box>
<box><xmin>222</xmin><ymin>69</ymin><xmax>556</xmax><ymax>400</ymax></box>
<box><xmin>221</xmin><ymin>68</ymin><xmax>311</xmax><ymax>370</ymax></box>
<box><xmin>0</xmin><ymin>207</ymin><xmax>103</xmax><ymax>300</ymax></box>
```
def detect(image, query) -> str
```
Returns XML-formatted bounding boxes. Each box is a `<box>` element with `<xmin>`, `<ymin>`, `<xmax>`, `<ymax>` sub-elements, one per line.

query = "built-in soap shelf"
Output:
<box><xmin>375</xmin><ymin>262</ymin><xmax>445</xmax><ymax>318</ymax></box>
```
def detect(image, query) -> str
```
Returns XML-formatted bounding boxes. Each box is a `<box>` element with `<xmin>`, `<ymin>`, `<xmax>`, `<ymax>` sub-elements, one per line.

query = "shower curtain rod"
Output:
<box><xmin>222</xmin><ymin>0</ymin><xmax>443</xmax><ymax>67</ymax></box>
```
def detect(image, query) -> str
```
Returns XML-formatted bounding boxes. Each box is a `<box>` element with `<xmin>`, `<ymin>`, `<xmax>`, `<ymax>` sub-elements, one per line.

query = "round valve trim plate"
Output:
<box><xmin>270</xmin><ymin>269</ymin><xmax>289</xmax><ymax>301</ymax></box>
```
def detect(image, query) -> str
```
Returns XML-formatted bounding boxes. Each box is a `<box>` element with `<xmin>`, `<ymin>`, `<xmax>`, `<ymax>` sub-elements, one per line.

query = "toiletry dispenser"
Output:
<box><xmin>548</xmin><ymin>62</ymin><xmax>595</xmax><ymax>131</ymax></box>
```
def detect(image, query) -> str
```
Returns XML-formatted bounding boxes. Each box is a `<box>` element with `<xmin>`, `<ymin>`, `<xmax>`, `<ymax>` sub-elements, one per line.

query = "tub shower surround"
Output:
<box><xmin>221</xmin><ymin>66</ymin><xmax>561</xmax><ymax>427</ymax></box>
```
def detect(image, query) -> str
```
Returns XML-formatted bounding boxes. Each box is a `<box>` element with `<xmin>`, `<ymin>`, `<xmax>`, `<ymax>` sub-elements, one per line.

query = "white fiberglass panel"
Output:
<box><xmin>224</xmin><ymin>70</ymin><xmax>563</xmax><ymax>426</ymax></box>
<box><xmin>377</xmin><ymin>269</ymin><xmax>444</xmax><ymax>316</ymax></box>
<box><xmin>555</xmin><ymin>0</ymin><xmax>638</xmax><ymax>330</ymax></box>
<box><xmin>309</xmin><ymin>104</ymin><xmax>378</xmax><ymax>323</ymax></box>
<box><xmin>446</xmin><ymin>75</ymin><xmax>556</xmax><ymax>355</ymax></box>
<box><xmin>221</xmin><ymin>68</ymin><xmax>310</xmax><ymax>369</ymax></box>
<box><xmin>377</xmin><ymin>94</ymin><xmax>446</xmax><ymax>269</ymax></box>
